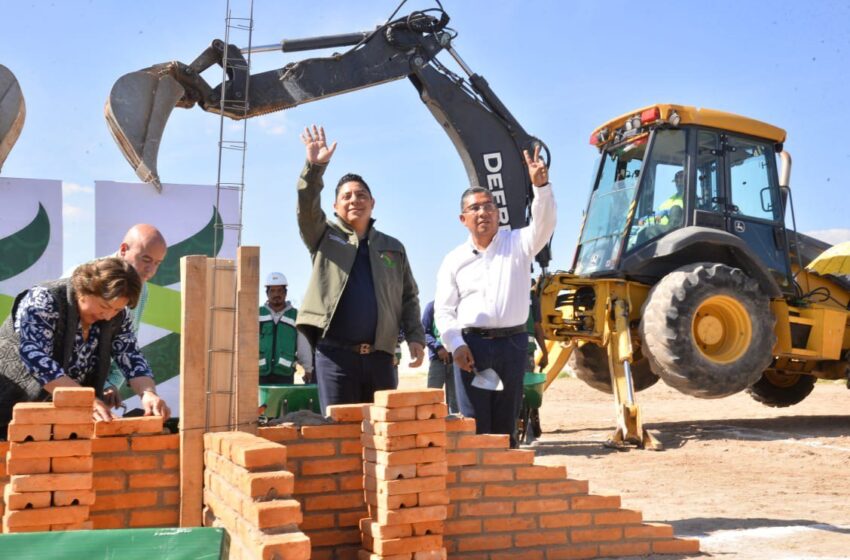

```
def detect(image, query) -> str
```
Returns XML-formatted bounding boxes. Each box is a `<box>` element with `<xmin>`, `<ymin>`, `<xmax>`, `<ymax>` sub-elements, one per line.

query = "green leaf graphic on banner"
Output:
<box><xmin>149</xmin><ymin>206</ymin><xmax>223</xmax><ymax>286</ymax></box>
<box><xmin>142</xmin><ymin>283</ymin><xmax>181</xmax><ymax>333</ymax></box>
<box><xmin>0</xmin><ymin>293</ymin><xmax>13</xmax><ymax>323</ymax></box>
<box><xmin>0</xmin><ymin>203</ymin><xmax>50</xmax><ymax>281</ymax></box>
<box><xmin>119</xmin><ymin>332</ymin><xmax>180</xmax><ymax>398</ymax></box>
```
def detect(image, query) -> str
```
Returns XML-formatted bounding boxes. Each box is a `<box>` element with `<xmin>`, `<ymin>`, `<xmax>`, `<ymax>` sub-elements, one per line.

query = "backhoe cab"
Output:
<box><xmin>539</xmin><ymin>104</ymin><xmax>850</xmax><ymax>449</ymax></box>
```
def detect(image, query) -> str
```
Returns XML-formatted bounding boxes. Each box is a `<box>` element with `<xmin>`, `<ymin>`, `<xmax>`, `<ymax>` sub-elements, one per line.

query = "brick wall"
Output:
<box><xmin>203</xmin><ymin>431</ymin><xmax>310</xmax><ymax>560</ymax></box>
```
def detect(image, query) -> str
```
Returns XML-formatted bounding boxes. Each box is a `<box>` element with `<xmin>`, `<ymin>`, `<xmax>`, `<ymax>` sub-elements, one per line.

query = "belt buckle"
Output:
<box><xmin>358</xmin><ymin>343</ymin><xmax>372</xmax><ymax>355</ymax></box>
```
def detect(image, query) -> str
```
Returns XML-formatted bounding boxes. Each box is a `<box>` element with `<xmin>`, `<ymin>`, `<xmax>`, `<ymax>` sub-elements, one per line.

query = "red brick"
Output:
<box><xmin>53</xmin><ymin>423</ymin><xmax>94</xmax><ymax>440</ymax></box>
<box><xmin>11</xmin><ymin>473</ymin><xmax>92</xmax><ymax>492</ymax></box>
<box><xmin>416</xmin><ymin>432</ymin><xmax>447</xmax><ymax>449</ymax></box>
<box><xmin>412</xmin><ymin>550</ymin><xmax>446</xmax><ymax>560</ymax></box>
<box><xmin>594</xmin><ymin>509</ymin><xmax>642</xmax><ymax>525</ymax></box>
<box><xmin>244</xmin><ymin>499</ymin><xmax>302</xmax><ymax>529</ymax></box>
<box><xmin>7</xmin><ymin>457</ymin><xmax>50</xmax><ymax>475</ymax></box>
<box><xmin>483</xmin><ymin>482</ymin><xmax>537</xmax><ymax>498</ymax></box>
<box><xmin>286</xmin><ymin>442</ymin><xmax>337</xmax><ymax>458</ymax></box>
<box><xmin>52</xmin><ymin>387</ymin><xmax>95</xmax><ymax>408</ymax></box>
<box><xmin>339</xmin><ymin>439</ymin><xmax>362</xmax><ymax>455</ymax></box>
<box><xmin>161</xmin><ymin>453</ymin><xmax>179</xmax><ymax>470</ymax></box>
<box><xmin>599</xmin><ymin>542</ymin><xmax>651</xmax><ymax>556</ymax></box>
<box><xmin>445</xmin><ymin>417</ymin><xmax>476</xmax><ymax>433</ymax></box>
<box><xmin>304</xmin><ymin>491</ymin><xmax>364</xmax><ymax>511</ymax></box>
<box><xmin>490</xmin><ymin>551</ymin><xmax>541</xmax><ymax>560</ymax></box>
<box><xmin>129</xmin><ymin>508</ymin><xmax>179</xmax><ymax>527</ymax></box>
<box><xmin>130</xmin><ymin>434</ymin><xmax>178</xmax><ymax>451</ymax></box>
<box><xmin>377</xmin><ymin>475</ymin><xmax>445</xmax><ymax>496</ymax></box>
<box><xmin>571</xmin><ymin>494</ymin><xmax>620</xmax><ymax>510</ymax></box>
<box><xmin>447</xmin><ymin>451</ymin><xmax>477</xmax><ymax>467</ymax></box>
<box><xmin>362</xmin><ymin>434</ymin><xmax>417</xmax><ymax>451</ymax></box>
<box><xmin>53</xmin><ymin>489</ymin><xmax>96</xmax><ymax>506</ymax></box>
<box><xmin>445</xmin><ymin>518</ymin><xmax>481</xmax><ymax>535</ymax></box>
<box><xmin>545</xmin><ymin>545</ymin><xmax>599</xmax><ymax>559</ymax></box>
<box><xmin>456</xmin><ymin>534</ymin><xmax>512</xmax><ymax>552</ymax></box>
<box><xmin>372</xmin><ymin>534</ymin><xmax>443</xmax><ymax>556</ymax></box>
<box><xmin>12</xmin><ymin>403</ymin><xmax>91</xmax><ymax>425</ymax></box>
<box><xmin>4</xmin><ymin>488</ymin><xmax>51</xmax><ymax>510</ymax></box>
<box><xmin>93</xmin><ymin>455</ymin><xmax>158</xmax><ymax>472</ymax></box>
<box><xmin>257</xmin><ymin>424</ymin><xmax>299</xmax><ymax>443</ymax></box>
<box><xmin>448</xmin><ymin>485</ymin><xmax>482</xmax><ymax>501</ymax></box>
<box><xmin>338</xmin><ymin>509</ymin><xmax>367</xmax><ymax>528</ymax></box>
<box><xmin>418</xmin><ymin>490</ymin><xmax>450</xmax><ymax>506</ymax></box>
<box><xmin>377</xmin><ymin>505</ymin><xmax>447</xmax><ymax>526</ymax></box>
<box><xmin>482</xmin><ymin>450</ymin><xmax>535</xmax><ymax>465</ymax></box>
<box><xmin>338</xmin><ymin>473</ymin><xmax>363</xmax><ymax>491</ymax></box>
<box><xmin>5</xmin><ymin>505</ymin><xmax>89</xmax><ymax>527</ymax></box>
<box><xmin>374</xmin><ymin>389</ymin><xmax>444</xmax><ymax>408</ymax></box>
<box><xmin>300</xmin><ymin>423</ymin><xmax>362</xmax><ymax>439</ymax></box>
<box><xmin>459</xmin><ymin>468</ymin><xmax>513</xmax><ymax>483</ymax></box>
<box><xmin>417</xmin><ymin>461</ymin><xmax>448</xmax><ymax>477</ymax></box>
<box><xmin>571</xmin><ymin>527</ymin><xmax>623</xmax><ymax>543</ymax></box>
<box><xmin>129</xmin><ymin>472</ymin><xmax>180</xmax><ymax>489</ymax></box>
<box><xmin>327</xmin><ymin>404</ymin><xmax>366</xmax><ymax>423</ymax></box>
<box><xmin>91</xmin><ymin>436</ymin><xmax>129</xmax><ymax>453</ymax></box>
<box><xmin>624</xmin><ymin>522</ymin><xmax>674</xmax><ymax>539</ymax></box>
<box><xmin>416</xmin><ymin>403</ymin><xmax>448</xmax><ymax>420</ymax></box>
<box><xmin>302</xmin><ymin>456</ymin><xmax>361</xmax><ymax>475</ymax></box>
<box><xmin>363</xmin><ymin>461</ymin><xmax>416</xmax><ymax>480</ymax></box>
<box><xmin>538</xmin><ymin>479</ymin><xmax>589</xmax><ymax>495</ymax></box>
<box><xmin>294</xmin><ymin>477</ymin><xmax>337</xmax><ymax>494</ymax></box>
<box><xmin>51</xmin><ymin>455</ymin><xmax>93</xmax><ymax>474</ymax></box>
<box><xmin>484</xmin><ymin>515</ymin><xmax>536</xmax><ymax>532</ymax></box>
<box><xmin>301</xmin><ymin>512</ymin><xmax>335</xmax><ymax>530</ymax></box>
<box><xmin>91</xmin><ymin>490</ymin><xmax>158</xmax><ymax>511</ymax></box>
<box><xmin>93</xmin><ymin>474</ymin><xmax>125</xmax><ymax>491</ymax></box>
<box><xmin>652</xmin><ymin>539</ymin><xmax>701</xmax><ymax>554</ymax></box>
<box><xmin>6</xmin><ymin>423</ymin><xmax>52</xmax><ymax>442</ymax></box>
<box><xmin>365</xmin><ymin>405</ymin><xmax>416</xmax><ymax>422</ymax></box>
<box><xmin>539</xmin><ymin>512</ymin><xmax>592</xmax><ymax>528</ymax></box>
<box><xmin>10</xmin><ymin>440</ymin><xmax>92</xmax><ymax>459</ymax></box>
<box><xmin>230</xmin><ymin>441</ymin><xmax>287</xmax><ymax>471</ymax></box>
<box><xmin>371</xmin><ymin>418</ymin><xmax>445</xmax><ymax>438</ymax></box>
<box><xmin>242</xmin><ymin>470</ymin><xmax>294</xmax><ymax>499</ymax></box>
<box><xmin>515</xmin><ymin>529</ymin><xmax>568</xmax><ymax>547</ymax></box>
<box><xmin>456</xmin><ymin>434</ymin><xmax>509</xmax><ymax>449</ymax></box>
<box><xmin>94</xmin><ymin>416</ymin><xmax>163</xmax><ymax>436</ymax></box>
<box><xmin>458</xmin><ymin>500</ymin><xmax>514</xmax><ymax>517</ymax></box>
<box><xmin>515</xmin><ymin>498</ymin><xmax>568</xmax><ymax>514</ymax></box>
<box><xmin>255</xmin><ymin>532</ymin><xmax>311</xmax><ymax>560</ymax></box>
<box><xmin>309</xmin><ymin>528</ymin><xmax>362</xmax><ymax>547</ymax></box>
<box><xmin>364</xmin><ymin>446</ymin><xmax>445</xmax><ymax>466</ymax></box>
<box><xmin>515</xmin><ymin>465</ymin><xmax>567</xmax><ymax>480</ymax></box>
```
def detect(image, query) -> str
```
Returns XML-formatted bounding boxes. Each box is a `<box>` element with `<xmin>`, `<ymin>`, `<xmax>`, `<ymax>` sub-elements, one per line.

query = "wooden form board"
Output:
<box><xmin>206</xmin><ymin>257</ymin><xmax>237</xmax><ymax>433</ymax></box>
<box><xmin>235</xmin><ymin>246</ymin><xmax>260</xmax><ymax>434</ymax></box>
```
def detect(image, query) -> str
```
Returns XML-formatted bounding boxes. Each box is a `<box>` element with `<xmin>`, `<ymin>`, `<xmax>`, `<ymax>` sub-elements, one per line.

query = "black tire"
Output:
<box><xmin>569</xmin><ymin>342</ymin><xmax>660</xmax><ymax>394</ymax></box>
<box><xmin>640</xmin><ymin>262</ymin><xmax>776</xmax><ymax>398</ymax></box>
<box><xmin>747</xmin><ymin>371</ymin><xmax>816</xmax><ymax>407</ymax></box>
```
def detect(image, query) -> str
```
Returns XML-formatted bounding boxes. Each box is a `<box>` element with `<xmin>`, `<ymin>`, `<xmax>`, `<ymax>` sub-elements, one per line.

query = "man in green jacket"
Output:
<box><xmin>296</xmin><ymin>124</ymin><xmax>425</xmax><ymax>414</ymax></box>
<box><xmin>259</xmin><ymin>272</ymin><xmax>314</xmax><ymax>385</ymax></box>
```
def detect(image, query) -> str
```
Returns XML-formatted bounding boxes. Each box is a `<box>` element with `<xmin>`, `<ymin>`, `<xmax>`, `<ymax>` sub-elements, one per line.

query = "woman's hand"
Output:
<box><xmin>92</xmin><ymin>398</ymin><xmax>116</xmax><ymax>422</ymax></box>
<box><xmin>141</xmin><ymin>390</ymin><xmax>171</xmax><ymax>421</ymax></box>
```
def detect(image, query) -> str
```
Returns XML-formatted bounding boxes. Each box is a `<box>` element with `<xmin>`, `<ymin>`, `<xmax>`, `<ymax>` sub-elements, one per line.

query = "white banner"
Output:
<box><xmin>95</xmin><ymin>180</ymin><xmax>240</xmax><ymax>417</ymax></box>
<box><xmin>0</xmin><ymin>177</ymin><xmax>63</xmax><ymax>322</ymax></box>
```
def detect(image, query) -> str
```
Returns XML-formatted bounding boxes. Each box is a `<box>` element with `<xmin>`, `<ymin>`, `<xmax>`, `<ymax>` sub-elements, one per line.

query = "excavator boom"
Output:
<box><xmin>0</xmin><ymin>64</ymin><xmax>25</xmax><ymax>173</ymax></box>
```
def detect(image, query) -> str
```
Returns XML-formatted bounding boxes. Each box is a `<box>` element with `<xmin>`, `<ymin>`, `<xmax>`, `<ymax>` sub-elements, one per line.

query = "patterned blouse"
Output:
<box><xmin>13</xmin><ymin>286</ymin><xmax>154</xmax><ymax>386</ymax></box>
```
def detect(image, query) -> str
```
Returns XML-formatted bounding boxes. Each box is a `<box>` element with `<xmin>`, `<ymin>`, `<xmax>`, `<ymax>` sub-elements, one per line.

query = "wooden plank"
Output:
<box><xmin>179</xmin><ymin>256</ymin><xmax>208</xmax><ymax>527</ymax></box>
<box><xmin>235</xmin><ymin>246</ymin><xmax>260</xmax><ymax>434</ymax></box>
<box><xmin>206</xmin><ymin>258</ymin><xmax>237</xmax><ymax>433</ymax></box>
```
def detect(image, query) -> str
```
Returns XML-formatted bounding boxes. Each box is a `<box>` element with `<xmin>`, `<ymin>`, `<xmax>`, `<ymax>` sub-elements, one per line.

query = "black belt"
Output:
<box><xmin>319</xmin><ymin>338</ymin><xmax>377</xmax><ymax>355</ymax></box>
<box><xmin>462</xmin><ymin>325</ymin><xmax>526</xmax><ymax>339</ymax></box>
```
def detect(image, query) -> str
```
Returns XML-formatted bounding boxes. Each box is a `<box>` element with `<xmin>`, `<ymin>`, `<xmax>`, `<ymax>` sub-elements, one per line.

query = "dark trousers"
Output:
<box><xmin>315</xmin><ymin>345</ymin><xmax>395</xmax><ymax>415</ymax></box>
<box><xmin>453</xmin><ymin>332</ymin><xmax>527</xmax><ymax>448</ymax></box>
<box><xmin>427</xmin><ymin>358</ymin><xmax>459</xmax><ymax>414</ymax></box>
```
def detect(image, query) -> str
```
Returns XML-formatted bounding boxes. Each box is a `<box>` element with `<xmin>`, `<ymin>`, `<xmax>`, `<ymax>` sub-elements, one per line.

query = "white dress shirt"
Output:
<box><xmin>434</xmin><ymin>184</ymin><xmax>556</xmax><ymax>353</ymax></box>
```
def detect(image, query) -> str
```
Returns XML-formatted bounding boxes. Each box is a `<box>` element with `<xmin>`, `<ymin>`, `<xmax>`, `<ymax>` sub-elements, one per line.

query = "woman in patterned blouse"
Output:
<box><xmin>0</xmin><ymin>257</ymin><xmax>170</xmax><ymax>434</ymax></box>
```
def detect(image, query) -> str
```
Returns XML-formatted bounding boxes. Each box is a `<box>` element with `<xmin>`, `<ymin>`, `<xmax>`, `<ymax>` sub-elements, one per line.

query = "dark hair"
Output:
<box><xmin>71</xmin><ymin>257</ymin><xmax>142</xmax><ymax>309</ymax></box>
<box><xmin>335</xmin><ymin>173</ymin><xmax>372</xmax><ymax>197</ymax></box>
<box><xmin>459</xmin><ymin>186</ymin><xmax>493</xmax><ymax>211</ymax></box>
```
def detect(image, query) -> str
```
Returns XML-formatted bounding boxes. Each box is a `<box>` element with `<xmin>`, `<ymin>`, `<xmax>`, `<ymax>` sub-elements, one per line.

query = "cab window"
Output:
<box><xmin>727</xmin><ymin>136</ymin><xmax>778</xmax><ymax>221</ymax></box>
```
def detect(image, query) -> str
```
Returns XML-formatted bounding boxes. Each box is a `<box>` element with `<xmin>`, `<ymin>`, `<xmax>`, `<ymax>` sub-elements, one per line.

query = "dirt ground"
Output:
<box><xmin>402</xmin><ymin>372</ymin><xmax>850</xmax><ymax>559</ymax></box>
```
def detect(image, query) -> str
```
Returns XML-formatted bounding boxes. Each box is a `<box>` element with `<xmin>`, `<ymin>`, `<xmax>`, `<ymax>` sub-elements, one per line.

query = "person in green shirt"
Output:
<box><xmin>259</xmin><ymin>272</ymin><xmax>314</xmax><ymax>385</ymax></box>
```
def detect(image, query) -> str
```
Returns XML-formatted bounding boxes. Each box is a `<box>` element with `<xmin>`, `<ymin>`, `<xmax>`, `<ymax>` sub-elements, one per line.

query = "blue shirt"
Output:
<box><xmin>421</xmin><ymin>300</ymin><xmax>445</xmax><ymax>361</ymax></box>
<box><xmin>13</xmin><ymin>286</ymin><xmax>154</xmax><ymax>386</ymax></box>
<box><xmin>325</xmin><ymin>239</ymin><xmax>378</xmax><ymax>344</ymax></box>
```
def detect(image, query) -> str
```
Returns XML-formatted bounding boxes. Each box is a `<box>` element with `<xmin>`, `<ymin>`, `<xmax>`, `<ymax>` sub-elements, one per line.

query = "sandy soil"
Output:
<box><xmin>400</xmin><ymin>372</ymin><xmax>850</xmax><ymax>559</ymax></box>
<box><xmin>531</xmin><ymin>376</ymin><xmax>850</xmax><ymax>559</ymax></box>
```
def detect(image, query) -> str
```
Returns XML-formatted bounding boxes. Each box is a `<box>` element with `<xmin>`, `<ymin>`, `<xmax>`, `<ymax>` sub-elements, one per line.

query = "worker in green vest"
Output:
<box><xmin>259</xmin><ymin>272</ymin><xmax>314</xmax><ymax>385</ymax></box>
<box><xmin>658</xmin><ymin>169</ymin><xmax>685</xmax><ymax>229</ymax></box>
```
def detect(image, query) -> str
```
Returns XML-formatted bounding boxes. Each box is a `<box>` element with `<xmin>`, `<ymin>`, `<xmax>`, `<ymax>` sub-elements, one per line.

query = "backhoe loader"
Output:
<box><xmin>537</xmin><ymin>104</ymin><xmax>850</xmax><ymax>449</ymax></box>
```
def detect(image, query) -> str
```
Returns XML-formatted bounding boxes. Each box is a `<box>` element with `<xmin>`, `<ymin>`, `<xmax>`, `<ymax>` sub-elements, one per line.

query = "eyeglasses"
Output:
<box><xmin>463</xmin><ymin>202</ymin><xmax>497</xmax><ymax>214</ymax></box>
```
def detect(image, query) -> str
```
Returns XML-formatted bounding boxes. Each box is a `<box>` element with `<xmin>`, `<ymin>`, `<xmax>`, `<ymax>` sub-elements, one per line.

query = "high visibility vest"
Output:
<box><xmin>259</xmin><ymin>305</ymin><xmax>298</xmax><ymax>377</ymax></box>
<box><xmin>658</xmin><ymin>193</ymin><xmax>684</xmax><ymax>226</ymax></box>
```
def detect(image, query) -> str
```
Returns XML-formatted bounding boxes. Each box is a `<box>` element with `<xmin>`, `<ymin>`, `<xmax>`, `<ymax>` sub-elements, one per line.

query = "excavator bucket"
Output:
<box><xmin>0</xmin><ymin>64</ymin><xmax>25</xmax><ymax>173</ymax></box>
<box><xmin>104</xmin><ymin>69</ymin><xmax>186</xmax><ymax>191</ymax></box>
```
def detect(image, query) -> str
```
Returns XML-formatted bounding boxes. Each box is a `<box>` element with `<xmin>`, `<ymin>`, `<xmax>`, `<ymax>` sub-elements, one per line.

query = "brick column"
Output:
<box><xmin>2</xmin><ymin>388</ymin><xmax>95</xmax><ymax>532</ymax></box>
<box><xmin>360</xmin><ymin>389</ymin><xmax>449</xmax><ymax>560</ymax></box>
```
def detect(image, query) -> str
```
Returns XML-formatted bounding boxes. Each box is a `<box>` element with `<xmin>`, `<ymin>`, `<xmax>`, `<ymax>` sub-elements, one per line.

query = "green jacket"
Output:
<box><xmin>259</xmin><ymin>304</ymin><xmax>298</xmax><ymax>377</ymax></box>
<box><xmin>295</xmin><ymin>161</ymin><xmax>425</xmax><ymax>355</ymax></box>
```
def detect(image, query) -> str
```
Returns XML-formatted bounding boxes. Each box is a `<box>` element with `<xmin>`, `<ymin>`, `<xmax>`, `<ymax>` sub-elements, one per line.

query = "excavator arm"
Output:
<box><xmin>104</xmin><ymin>8</ymin><xmax>551</xmax><ymax>266</ymax></box>
<box><xmin>0</xmin><ymin>64</ymin><xmax>25</xmax><ymax>173</ymax></box>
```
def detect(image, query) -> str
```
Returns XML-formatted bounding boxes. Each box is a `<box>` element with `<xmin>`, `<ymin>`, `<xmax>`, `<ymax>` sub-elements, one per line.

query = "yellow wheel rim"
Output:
<box><xmin>763</xmin><ymin>370</ymin><xmax>801</xmax><ymax>388</ymax></box>
<box><xmin>692</xmin><ymin>295</ymin><xmax>752</xmax><ymax>364</ymax></box>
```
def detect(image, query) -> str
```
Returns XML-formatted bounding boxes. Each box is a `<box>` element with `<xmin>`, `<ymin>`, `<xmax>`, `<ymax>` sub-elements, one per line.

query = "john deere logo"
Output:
<box><xmin>0</xmin><ymin>202</ymin><xmax>50</xmax><ymax>281</ymax></box>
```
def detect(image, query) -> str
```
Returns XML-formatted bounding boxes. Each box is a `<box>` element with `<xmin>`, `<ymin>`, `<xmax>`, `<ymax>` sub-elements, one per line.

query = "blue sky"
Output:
<box><xmin>1</xmin><ymin>0</ymin><xmax>848</xmax><ymax>306</ymax></box>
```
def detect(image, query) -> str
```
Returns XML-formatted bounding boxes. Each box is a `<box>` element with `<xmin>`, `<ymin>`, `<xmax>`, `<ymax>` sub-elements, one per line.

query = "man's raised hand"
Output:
<box><xmin>301</xmin><ymin>124</ymin><xmax>337</xmax><ymax>164</ymax></box>
<box><xmin>524</xmin><ymin>144</ymin><xmax>549</xmax><ymax>187</ymax></box>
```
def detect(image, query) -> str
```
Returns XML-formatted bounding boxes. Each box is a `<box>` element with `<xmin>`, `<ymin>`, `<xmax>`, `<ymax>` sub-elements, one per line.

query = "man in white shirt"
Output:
<box><xmin>434</xmin><ymin>146</ymin><xmax>556</xmax><ymax>447</ymax></box>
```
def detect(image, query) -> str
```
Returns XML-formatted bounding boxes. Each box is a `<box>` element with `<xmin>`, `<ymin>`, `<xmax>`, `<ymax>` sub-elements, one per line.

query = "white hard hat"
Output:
<box><xmin>265</xmin><ymin>272</ymin><xmax>288</xmax><ymax>286</ymax></box>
